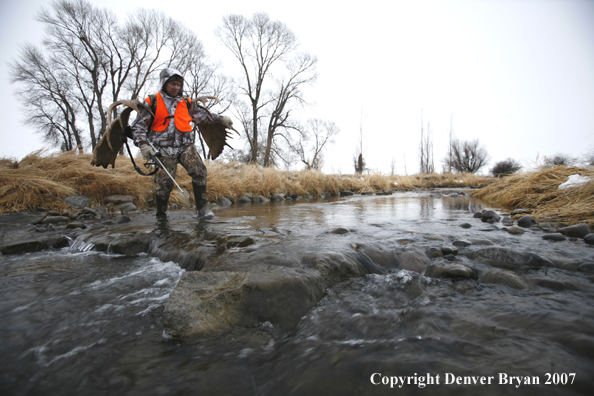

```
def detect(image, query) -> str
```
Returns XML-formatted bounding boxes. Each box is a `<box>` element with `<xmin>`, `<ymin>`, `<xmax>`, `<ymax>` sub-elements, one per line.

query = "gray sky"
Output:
<box><xmin>1</xmin><ymin>0</ymin><xmax>593</xmax><ymax>174</ymax></box>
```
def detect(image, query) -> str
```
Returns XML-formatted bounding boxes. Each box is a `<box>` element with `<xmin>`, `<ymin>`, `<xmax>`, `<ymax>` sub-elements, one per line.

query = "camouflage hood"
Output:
<box><xmin>159</xmin><ymin>68</ymin><xmax>185</xmax><ymax>97</ymax></box>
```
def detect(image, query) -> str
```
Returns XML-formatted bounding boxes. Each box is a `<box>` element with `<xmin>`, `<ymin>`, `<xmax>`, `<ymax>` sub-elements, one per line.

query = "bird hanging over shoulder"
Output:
<box><xmin>90</xmin><ymin>97</ymin><xmax>238</xmax><ymax>169</ymax></box>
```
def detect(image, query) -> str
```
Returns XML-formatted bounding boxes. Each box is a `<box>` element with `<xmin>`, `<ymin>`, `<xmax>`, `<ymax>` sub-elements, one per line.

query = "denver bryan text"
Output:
<box><xmin>370</xmin><ymin>373</ymin><xmax>551</xmax><ymax>388</ymax></box>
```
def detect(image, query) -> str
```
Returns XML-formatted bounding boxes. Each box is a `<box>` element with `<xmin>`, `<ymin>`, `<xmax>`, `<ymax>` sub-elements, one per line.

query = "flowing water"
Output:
<box><xmin>1</xmin><ymin>191</ymin><xmax>594</xmax><ymax>395</ymax></box>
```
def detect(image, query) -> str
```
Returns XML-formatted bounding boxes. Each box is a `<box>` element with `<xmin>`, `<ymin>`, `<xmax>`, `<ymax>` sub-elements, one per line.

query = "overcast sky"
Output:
<box><xmin>1</xmin><ymin>0</ymin><xmax>593</xmax><ymax>175</ymax></box>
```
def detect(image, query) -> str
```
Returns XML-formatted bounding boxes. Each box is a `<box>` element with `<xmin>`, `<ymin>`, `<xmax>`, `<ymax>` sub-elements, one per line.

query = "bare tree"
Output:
<box><xmin>262</xmin><ymin>52</ymin><xmax>318</xmax><ymax>166</ymax></box>
<box><xmin>443</xmin><ymin>138</ymin><xmax>489</xmax><ymax>173</ymax></box>
<box><xmin>446</xmin><ymin>115</ymin><xmax>453</xmax><ymax>173</ymax></box>
<box><xmin>184</xmin><ymin>60</ymin><xmax>235</xmax><ymax>159</ymax></box>
<box><xmin>353</xmin><ymin>109</ymin><xmax>366</xmax><ymax>174</ymax></box>
<box><xmin>11</xmin><ymin>0</ymin><xmax>214</xmax><ymax>152</ymax></box>
<box><xmin>583</xmin><ymin>149</ymin><xmax>594</xmax><ymax>166</ymax></box>
<box><xmin>10</xmin><ymin>44</ymin><xmax>84</xmax><ymax>151</ymax></box>
<box><xmin>216</xmin><ymin>12</ymin><xmax>317</xmax><ymax>165</ymax></box>
<box><xmin>286</xmin><ymin>119</ymin><xmax>338</xmax><ymax>170</ymax></box>
<box><xmin>390</xmin><ymin>157</ymin><xmax>396</xmax><ymax>176</ymax></box>
<box><xmin>418</xmin><ymin>111</ymin><xmax>434</xmax><ymax>174</ymax></box>
<box><xmin>542</xmin><ymin>153</ymin><xmax>576</xmax><ymax>168</ymax></box>
<box><xmin>491</xmin><ymin>158</ymin><xmax>522</xmax><ymax>177</ymax></box>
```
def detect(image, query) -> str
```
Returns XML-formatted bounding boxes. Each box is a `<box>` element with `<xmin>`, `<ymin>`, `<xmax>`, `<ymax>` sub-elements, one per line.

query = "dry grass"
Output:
<box><xmin>472</xmin><ymin>166</ymin><xmax>594</xmax><ymax>226</ymax></box>
<box><xmin>0</xmin><ymin>151</ymin><xmax>494</xmax><ymax>214</ymax></box>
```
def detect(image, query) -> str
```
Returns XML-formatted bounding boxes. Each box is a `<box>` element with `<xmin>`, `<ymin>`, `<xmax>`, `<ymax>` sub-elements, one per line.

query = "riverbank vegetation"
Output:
<box><xmin>473</xmin><ymin>165</ymin><xmax>594</xmax><ymax>226</ymax></box>
<box><xmin>1</xmin><ymin>151</ymin><xmax>593</xmax><ymax>227</ymax></box>
<box><xmin>0</xmin><ymin>151</ymin><xmax>489</xmax><ymax>213</ymax></box>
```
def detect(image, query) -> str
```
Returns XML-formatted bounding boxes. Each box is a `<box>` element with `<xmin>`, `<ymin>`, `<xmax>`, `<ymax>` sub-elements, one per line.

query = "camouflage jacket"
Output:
<box><xmin>131</xmin><ymin>68</ymin><xmax>221</xmax><ymax>157</ymax></box>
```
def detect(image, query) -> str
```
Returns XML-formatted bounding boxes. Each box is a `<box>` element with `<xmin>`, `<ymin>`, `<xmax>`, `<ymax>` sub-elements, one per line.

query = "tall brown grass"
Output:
<box><xmin>1</xmin><ymin>151</ymin><xmax>492</xmax><ymax>214</ymax></box>
<box><xmin>472</xmin><ymin>166</ymin><xmax>594</xmax><ymax>226</ymax></box>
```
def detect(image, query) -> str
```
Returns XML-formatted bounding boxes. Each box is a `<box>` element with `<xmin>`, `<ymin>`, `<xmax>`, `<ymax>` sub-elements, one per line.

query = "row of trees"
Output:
<box><xmin>415</xmin><ymin>112</ymin><xmax>590</xmax><ymax>177</ymax></box>
<box><xmin>10</xmin><ymin>0</ymin><xmax>337</xmax><ymax>169</ymax></box>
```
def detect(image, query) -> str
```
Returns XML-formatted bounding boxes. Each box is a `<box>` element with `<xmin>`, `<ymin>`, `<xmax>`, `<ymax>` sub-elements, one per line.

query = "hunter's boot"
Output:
<box><xmin>155</xmin><ymin>194</ymin><xmax>169</xmax><ymax>218</ymax></box>
<box><xmin>192</xmin><ymin>182</ymin><xmax>212</xmax><ymax>221</ymax></box>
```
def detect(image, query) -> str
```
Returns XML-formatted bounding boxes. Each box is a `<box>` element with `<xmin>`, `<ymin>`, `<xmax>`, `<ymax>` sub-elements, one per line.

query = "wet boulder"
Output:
<box><xmin>585</xmin><ymin>234</ymin><xmax>594</xmax><ymax>245</ymax></box>
<box><xmin>425</xmin><ymin>247</ymin><xmax>443</xmax><ymax>259</ymax></box>
<box><xmin>452</xmin><ymin>239</ymin><xmax>472</xmax><ymax>247</ymax></box>
<box><xmin>559</xmin><ymin>223</ymin><xmax>592</xmax><ymax>239</ymax></box>
<box><xmin>238</xmin><ymin>195</ymin><xmax>252</xmax><ymax>204</ymax></box>
<box><xmin>65</xmin><ymin>195</ymin><xmax>92</xmax><ymax>209</ymax></box>
<box><xmin>479</xmin><ymin>268</ymin><xmax>527</xmax><ymax>289</ymax></box>
<box><xmin>0</xmin><ymin>235</ymin><xmax>70</xmax><ymax>255</ymax></box>
<box><xmin>481</xmin><ymin>210</ymin><xmax>501</xmax><ymax>223</ymax></box>
<box><xmin>270</xmin><ymin>193</ymin><xmax>285</xmax><ymax>201</ymax></box>
<box><xmin>424</xmin><ymin>263</ymin><xmax>477</xmax><ymax>280</ymax></box>
<box><xmin>41</xmin><ymin>216</ymin><xmax>70</xmax><ymax>225</ymax></box>
<box><xmin>328</xmin><ymin>227</ymin><xmax>350</xmax><ymax>234</ymax></box>
<box><xmin>440</xmin><ymin>246</ymin><xmax>459</xmax><ymax>255</ymax></box>
<box><xmin>339</xmin><ymin>190</ymin><xmax>354</xmax><ymax>196</ymax></box>
<box><xmin>163</xmin><ymin>267</ymin><xmax>325</xmax><ymax>337</ymax></box>
<box><xmin>507</xmin><ymin>226</ymin><xmax>526</xmax><ymax>235</ymax></box>
<box><xmin>217</xmin><ymin>197</ymin><xmax>233</xmax><ymax>206</ymax></box>
<box><xmin>253</xmin><ymin>195</ymin><xmax>270</xmax><ymax>203</ymax></box>
<box><xmin>393</xmin><ymin>247</ymin><xmax>430</xmax><ymax>273</ymax></box>
<box><xmin>542</xmin><ymin>233</ymin><xmax>566</xmax><ymax>242</ymax></box>
<box><xmin>0</xmin><ymin>212</ymin><xmax>47</xmax><ymax>226</ymax></box>
<box><xmin>517</xmin><ymin>216</ymin><xmax>537</xmax><ymax>228</ymax></box>
<box><xmin>302</xmin><ymin>251</ymin><xmax>365</xmax><ymax>285</ymax></box>
<box><xmin>115</xmin><ymin>202</ymin><xmax>137</xmax><ymax>213</ymax></box>
<box><xmin>464</xmin><ymin>247</ymin><xmax>553</xmax><ymax>269</ymax></box>
<box><xmin>104</xmin><ymin>195</ymin><xmax>135</xmax><ymax>205</ymax></box>
<box><xmin>578</xmin><ymin>263</ymin><xmax>594</xmax><ymax>274</ymax></box>
<box><xmin>80</xmin><ymin>231</ymin><xmax>151</xmax><ymax>256</ymax></box>
<box><xmin>115</xmin><ymin>215</ymin><xmax>131</xmax><ymax>224</ymax></box>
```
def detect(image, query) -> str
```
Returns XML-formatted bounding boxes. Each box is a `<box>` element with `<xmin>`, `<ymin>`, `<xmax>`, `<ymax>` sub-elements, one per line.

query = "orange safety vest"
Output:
<box><xmin>146</xmin><ymin>92</ymin><xmax>193</xmax><ymax>132</ymax></box>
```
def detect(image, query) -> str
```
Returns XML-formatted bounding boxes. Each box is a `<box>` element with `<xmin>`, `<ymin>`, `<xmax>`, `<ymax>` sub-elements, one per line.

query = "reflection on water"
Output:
<box><xmin>1</xmin><ymin>191</ymin><xmax>593</xmax><ymax>395</ymax></box>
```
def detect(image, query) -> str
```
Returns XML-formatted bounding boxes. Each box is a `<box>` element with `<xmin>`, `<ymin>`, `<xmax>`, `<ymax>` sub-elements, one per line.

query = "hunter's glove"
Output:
<box><xmin>220</xmin><ymin>116</ymin><xmax>233</xmax><ymax>128</ymax></box>
<box><xmin>140</xmin><ymin>144</ymin><xmax>156</xmax><ymax>160</ymax></box>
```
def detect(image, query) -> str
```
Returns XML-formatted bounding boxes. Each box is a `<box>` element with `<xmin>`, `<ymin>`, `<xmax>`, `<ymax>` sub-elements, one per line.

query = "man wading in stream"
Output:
<box><xmin>131</xmin><ymin>68</ymin><xmax>233</xmax><ymax>220</ymax></box>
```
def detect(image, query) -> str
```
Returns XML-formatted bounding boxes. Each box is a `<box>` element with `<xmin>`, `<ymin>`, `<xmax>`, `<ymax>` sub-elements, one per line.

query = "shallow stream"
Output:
<box><xmin>1</xmin><ymin>191</ymin><xmax>593</xmax><ymax>395</ymax></box>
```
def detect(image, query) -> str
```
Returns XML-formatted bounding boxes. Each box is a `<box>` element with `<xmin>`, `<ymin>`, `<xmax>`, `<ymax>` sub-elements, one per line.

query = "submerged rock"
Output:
<box><xmin>479</xmin><ymin>268</ymin><xmax>527</xmax><ymax>289</ymax></box>
<box><xmin>424</xmin><ymin>263</ymin><xmax>477</xmax><ymax>280</ymax></box>
<box><xmin>452</xmin><ymin>239</ymin><xmax>472</xmax><ymax>247</ymax></box>
<box><xmin>163</xmin><ymin>267</ymin><xmax>325</xmax><ymax>337</ymax></box>
<box><xmin>464</xmin><ymin>247</ymin><xmax>553</xmax><ymax>269</ymax></box>
<box><xmin>542</xmin><ymin>233</ymin><xmax>566</xmax><ymax>242</ymax></box>
<box><xmin>0</xmin><ymin>235</ymin><xmax>70</xmax><ymax>255</ymax></box>
<box><xmin>425</xmin><ymin>247</ymin><xmax>443</xmax><ymax>259</ymax></box>
<box><xmin>578</xmin><ymin>263</ymin><xmax>594</xmax><ymax>273</ymax></box>
<box><xmin>328</xmin><ymin>227</ymin><xmax>350</xmax><ymax>234</ymax></box>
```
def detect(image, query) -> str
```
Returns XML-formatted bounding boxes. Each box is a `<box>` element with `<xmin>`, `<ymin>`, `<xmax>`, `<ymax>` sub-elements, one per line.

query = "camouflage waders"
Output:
<box><xmin>154</xmin><ymin>145</ymin><xmax>207</xmax><ymax>217</ymax></box>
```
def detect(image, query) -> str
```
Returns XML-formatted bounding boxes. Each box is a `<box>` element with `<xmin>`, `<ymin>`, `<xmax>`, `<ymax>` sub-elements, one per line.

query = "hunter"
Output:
<box><xmin>131</xmin><ymin>68</ymin><xmax>233</xmax><ymax>219</ymax></box>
